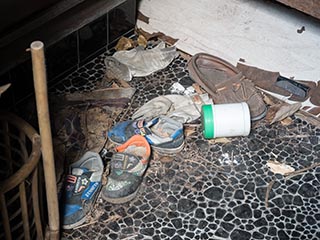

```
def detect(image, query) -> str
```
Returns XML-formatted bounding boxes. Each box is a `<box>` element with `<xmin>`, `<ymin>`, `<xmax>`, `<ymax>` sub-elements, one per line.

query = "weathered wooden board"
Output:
<box><xmin>276</xmin><ymin>0</ymin><xmax>320</xmax><ymax>19</ymax></box>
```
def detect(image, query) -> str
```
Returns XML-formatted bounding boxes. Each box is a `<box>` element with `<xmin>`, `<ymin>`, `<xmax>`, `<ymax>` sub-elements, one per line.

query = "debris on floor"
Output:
<box><xmin>136</xmin><ymin>27</ymin><xmax>179</xmax><ymax>46</ymax></box>
<box><xmin>61</xmin><ymin>87</ymin><xmax>136</xmax><ymax>108</ymax></box>
<box><xmin>169</xmin><ymin>82</ymin><xmax>196</xmax><ymax>95</ymax></box>
<box><xmin>115</xmin><ymin>36</ymin><xmax>135</xmax><ymax>51</ymax></box>
<box><xmin>169</xmin><ymin>82</ymin><xmax>185</xmax><ymax>94</ymax></box>
<box><xmin>132</xmin><ymin>95</ymin><xmax>172</xmax><ymax>121</ymax></box>
<box><xmin>266</xmin><ymin>102</ymin><xmax>302</xmax><ymax>124</ymax></box>
<box><xmin>83</xmin><ymin>107</ymin><xmax>115</xmax><ymax>152</ymax></box>
<box><xmin>115</xmin><ymin>35</ymin><xmax>148</xmax><ymax>51</ymax></box>
<box><xmin>237</xmin><ymin>62</ymin><xmax>314</xmax><ymax>102</ymax></box>
<box><xmin>266</xmin><ymin>159</ymin><xmax>295</xmax><ymax>175</ymax></box>
<box><xmin>56</xmin><ymin>37</ymin><xmax>320</xmax><ymax>240</ymax></box>
<box><xmin>51</xmin><ymin>82</ymin><xmax>135</xmax><ymax>165</ymax></box>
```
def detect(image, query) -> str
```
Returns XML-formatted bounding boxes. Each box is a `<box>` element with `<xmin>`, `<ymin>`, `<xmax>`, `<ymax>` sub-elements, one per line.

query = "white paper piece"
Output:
<box><xmin>267</xmin><ymin>160</ymin><xmax>295</xmax><ymax>175</ymax></box>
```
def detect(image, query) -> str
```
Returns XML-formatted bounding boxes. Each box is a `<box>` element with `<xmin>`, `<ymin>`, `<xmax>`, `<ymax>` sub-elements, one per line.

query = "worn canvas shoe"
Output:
<box><xmin>113</xmin><ymin>41</ymin><xmax>178</xmax><ymax>77</ymax></box>
<box><xmin>104</xmin><ymin>56</ymin><xmax>132</xmax><ymax>82</ymax></box>
<box><xmin>62</xmin><ymin>151</ymin><xmax>104</xmax><ymax>229</ymax></box>
<box><xmin>132</xmin><ymin>94</ymin><xmax>213</xmax><ymax>124</ymax></box>
<box><xmin>132</xmin><ymin>95</ymin><xmax>173</xmax><ymax>121</ymax></box>
<box><xmin>108</xmin><ymin>115</ymin><xmax>184</xmax><ymax>155</ymax></box>
<box><xmin>101</xmin><ymin>135</ymin><xmax>151</xmax><ymax>204</ymax></box>
<box><xmin>187</xmin><ymin>53</ymin><xmax>267</xmax><ymax>121</ymax></box>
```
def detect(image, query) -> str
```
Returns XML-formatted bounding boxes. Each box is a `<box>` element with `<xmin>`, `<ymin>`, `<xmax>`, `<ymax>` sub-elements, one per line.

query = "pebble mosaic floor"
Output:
<box><xmin>58</xmin><ymin>47</ymin><xmax>320</xmax><ymax>240</ymax></box>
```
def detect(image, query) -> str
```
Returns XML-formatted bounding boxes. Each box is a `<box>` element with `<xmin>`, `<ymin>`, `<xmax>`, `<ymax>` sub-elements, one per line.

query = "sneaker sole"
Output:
<box><xmin>62</xmin><ymin>217</ymin><xmax>87</xmax><ymax>230</ymax></box>
<box><xmin>152</xmin><ymin>141</ymin><xmax>185</xmax><ymax>156</ymax></box>
<box><xmin>101</xmin><ymin>185</ymin><xmax>140</xmax><ymax>204</ymax></box>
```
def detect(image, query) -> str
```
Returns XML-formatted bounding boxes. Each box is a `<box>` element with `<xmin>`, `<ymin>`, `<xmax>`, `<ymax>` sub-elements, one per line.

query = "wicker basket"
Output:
<box><xmin>0</xmin><ymin>113</ymin><xmax>44</xmax><ymax>240</ymax></box>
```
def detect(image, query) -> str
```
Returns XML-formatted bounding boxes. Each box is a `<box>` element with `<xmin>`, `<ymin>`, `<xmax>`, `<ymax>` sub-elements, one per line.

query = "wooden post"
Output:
<box><xmin>30</xmin><ymin>41</ymin><xmax>60</xmax><ymax>239</ymax></box>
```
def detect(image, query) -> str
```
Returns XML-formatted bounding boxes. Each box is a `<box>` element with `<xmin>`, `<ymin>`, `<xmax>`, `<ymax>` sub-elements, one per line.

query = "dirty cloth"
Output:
<box><xmin>104</xmin><ymin>56</ymin><xmax>132</xmax><ymax>82</ymax></box>
<box><xmin>267</xmin><ymin>102</ymin><xmax>302</xmax><ymax>124</ymax></box>
<box><xmin>113</xmin><ymin>41</ymin><xmax>178</xmax><ymax>77</ymax></box>
<box><xmin>132</xmin><ymin>94</ymin><xmax>213</xmax><ymax>123</ymax></box>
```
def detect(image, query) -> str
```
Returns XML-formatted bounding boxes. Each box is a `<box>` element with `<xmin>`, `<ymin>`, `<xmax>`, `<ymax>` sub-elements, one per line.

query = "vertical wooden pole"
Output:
<box><xmin>30</xmin><ymin>41</ymin><xmax>60</xmax><ymax>239</ymax></box>
<box><xmin>0</xmin><ymin>194</ymin><xmax>11</xmax><ymax>240</ymax></box>
<box><xmin>19</xmin><ymin>182</ymin><xmax>31</xmax><ymax>240</ymax></box>
<box><xmin>32</xmin><ymin>168</ymin><xmax>44</xmax><ymax>240</ymax></box>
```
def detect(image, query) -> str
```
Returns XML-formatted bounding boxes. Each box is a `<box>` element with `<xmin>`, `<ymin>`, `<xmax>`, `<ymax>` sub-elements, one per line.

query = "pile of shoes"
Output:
<box><xmin>60</xmin><ymin>46</ymin><xmax>274</xmax><ymax>229</ymax></box>
<box><xmin>60</xmin><ymin>40</ymin><xmax>185</xmax><ymax>229</ymax></box>
<box><xmin>61</xmin><ymin>115</ymin><xmax>186</xmax><ymax>229</ymax></box>
<box><xmin>108</xmin><ymin>115</ymin><xmax>185</xmax><ymax>156</ymax></box>
<box><xmin>61</xmin><ymin>135</ymin><xmax>152</xmax><ymax>228</ymax></box>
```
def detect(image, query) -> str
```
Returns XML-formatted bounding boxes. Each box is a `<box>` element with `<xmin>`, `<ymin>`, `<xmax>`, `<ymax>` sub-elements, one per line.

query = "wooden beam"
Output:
<box><xmin>276</xmin><ymin>0</ymin><xmax>320</xmax><ymax>19</ymax></box>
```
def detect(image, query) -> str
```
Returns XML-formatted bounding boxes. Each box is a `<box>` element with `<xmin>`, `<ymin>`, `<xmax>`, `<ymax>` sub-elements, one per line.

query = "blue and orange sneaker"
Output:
<box><xmin>101</xmin><ymin>135</ymin><xmax>151</xmax><ymax>204</ymax></box>
<box><xmin>62</xmin><ymin>151</ymin><xmax>104</xmax><ymax>229</ymax></box>
<box><xmin>108</xmin><ymin>115</ymin><xmax>184</xmax><ymax>155</ymax></box>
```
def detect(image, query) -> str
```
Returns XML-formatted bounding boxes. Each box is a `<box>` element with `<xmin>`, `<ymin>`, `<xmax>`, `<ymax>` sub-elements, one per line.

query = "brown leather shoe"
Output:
<box><xmin>187</xmin><ymin>53</ymin><xmax>267</xmax><ymax>121</ymax></box>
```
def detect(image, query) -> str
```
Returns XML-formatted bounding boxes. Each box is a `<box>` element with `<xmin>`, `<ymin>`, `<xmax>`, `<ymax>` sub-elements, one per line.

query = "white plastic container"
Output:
<box><xmin>201</xmin><ymin>102</ymin><xmax>251</xmax><ymax>139</ymax></box>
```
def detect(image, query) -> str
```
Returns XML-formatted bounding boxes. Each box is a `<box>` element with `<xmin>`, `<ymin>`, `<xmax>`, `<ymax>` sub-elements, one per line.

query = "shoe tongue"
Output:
<box><xmin>133</xmin><ymin>119</ymin><xmax>152</xmax><ymax>135</ymax></box>
<box><xmin>65</xmin><ymin>168</ymin><xmax>91</xmax><ymax>194</ymax></box>
<box><xmin>112</xmin><ymin>153</ymin><xmax>140</xmax><ymax>171</ymax></box>
<box><xmin>71</xmin><ymin>167</ymin><xmax>88</xmax><ymax>175</ymax></box>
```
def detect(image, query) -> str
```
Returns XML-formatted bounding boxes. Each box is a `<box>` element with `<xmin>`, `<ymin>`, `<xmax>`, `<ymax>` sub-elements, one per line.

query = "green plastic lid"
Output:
<box><xmin>201</xmin><ymin>104</ymin><xmax>214</xmax><ymax>139</ymax></box>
